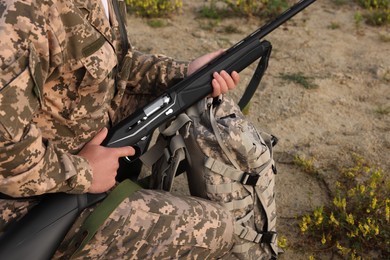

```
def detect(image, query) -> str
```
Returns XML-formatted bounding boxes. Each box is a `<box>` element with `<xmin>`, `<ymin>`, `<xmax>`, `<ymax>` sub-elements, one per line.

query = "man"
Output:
<box><xmin>0</xmin><ymin>0</ymin><xmax>240</xmax><ymax>258</ymax></box>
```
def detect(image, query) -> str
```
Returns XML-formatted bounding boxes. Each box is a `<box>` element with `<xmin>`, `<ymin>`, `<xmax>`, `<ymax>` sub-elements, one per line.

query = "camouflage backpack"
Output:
<box><xmin>140</xmin><ymin>95</ymin><xmax>279</xmax><ymax>259</ymax></box>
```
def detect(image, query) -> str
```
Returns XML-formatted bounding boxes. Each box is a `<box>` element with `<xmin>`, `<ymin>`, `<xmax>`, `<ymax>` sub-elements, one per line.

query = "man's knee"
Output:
<box><xmin>128</xmin><ymin>190</ymin><xmax>235</xmax><ymax>258</ymax></box>
<box><xmin>56</xmin><ymin>189</ymin><xmax>235</xmax><ymax>259</ymax></box>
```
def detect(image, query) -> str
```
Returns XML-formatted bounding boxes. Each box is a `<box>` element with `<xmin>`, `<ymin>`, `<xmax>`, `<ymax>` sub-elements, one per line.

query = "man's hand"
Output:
<box><xmin>188</xmin><ymin>50</ymin><xmax>240</xmax><ymax>97</ymax></box>
<box><xmin>78</xmin><ymin>128</ymin><xmax>135</xmax><ymax>193</ymax></box>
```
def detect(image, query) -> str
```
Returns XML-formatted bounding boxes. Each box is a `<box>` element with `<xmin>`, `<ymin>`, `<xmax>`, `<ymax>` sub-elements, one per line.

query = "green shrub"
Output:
<box><xmin>126</xmin><ymin>0</ymin><xmax>182</xmax><ymax>17</ymax></box>
<box><xmin>200</xmin><ymin>0</ymin><xmax>288</xmax><ymax>19</ymax></box>
<box><xmin>199</xmin><ymin>2</ymin><xmax>225</xmax><ymax>20</ymax></box>
<box><xmin>147</xmin><ymin>19</ymin><xmax>168</xmax><ymax>28</ymax></box>
<box><xmin>333</xmin><ymin>0</ymin><xmax>389</xmax><ymax>26</ymax></box>
<box><xmin>357</xmin><ymin>0</ymin><xmax>390</xmax><ymax>25</ymax></box>
<box><xmin>279</xmin><ymin>72</ymin><xmax>318</xmax><ymax>89</ymax></box>
<box><xmin>300</xmin><ymin>155</ymin><xmax>390</xmax><ymax>259</ymax></box>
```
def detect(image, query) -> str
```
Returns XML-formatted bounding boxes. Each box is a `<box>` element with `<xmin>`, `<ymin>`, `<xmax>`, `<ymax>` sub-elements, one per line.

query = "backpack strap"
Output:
<box><xmin>140</xmin><ymin>113</ymin><xmax>192</xmax><ymax>168</ymax></box>
<box><xmin>234</xmin><ymin>223</ymin><xmax>277</xmax><ymax>245</ymax></box>
<box><xmin>204</xmin><ymin>157</ymin><xmax>278</xmax><ymax>254</ymax></box>
<box><xmin>208</xmin><ymin>100</ymin><xmax>241</xmax><ymax>170</ymax></box>
<box><xmin>205</xmin><ymin>158</ymin><xmax>273</xmax><ymax>186</ymax></box>
<box><xmin>140</xmin><ymin>113</ymin><xmax>193</xmax><ymax>191</ymax></box>
<box><xmin>159</xmin><ymin>113</ymin><xmax>192</xmax><ymax>137</ymax></box>
<box><xmin>255</xmin><ymin>171</ymin><xmax>278</xmax><ymax>255</ymax></box>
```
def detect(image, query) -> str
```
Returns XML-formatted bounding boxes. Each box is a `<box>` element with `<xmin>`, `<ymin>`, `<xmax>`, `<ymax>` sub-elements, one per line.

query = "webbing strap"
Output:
<box><xmin>140</xmin><ymin>113</ymin><xmax>191</xmax><ymax>167</ymax></box>
<box><xmin>234</xmin><ymin>223</ymin><xmax>277</xmax><ymax>245</ymax></box>
<box><xmin>232</xmin><ymin>232</ymin><xmax>277</xmax><ymax>254</ymax></box>
<box><xmin>232</xmin><ymin>242</ymin><xmax>255</xmax><ymax>254</ymax></box>
<box><xmin>69</xmin><ymin>180</ymin><xmax>142</xmax><ymax>258</ymax></box>
<box><xmin>209</xmin><ymin>105</ymin><xmax>241</xmax><ymax>170</ymax></box>
<box><xmin>169</xmin><ymin>135</ymin><xmax>187</xmax><ymax>159</ymax></box>
<box><xmin>160</xmin><ymin>135</ymin><xmax>188</xmax><ymax>191</ymax></box>
<box><xmin>205</xmin><ymin>158</ymin><xmax>273</xmax><ymax>186</ymax></box>
<box><xmin>222</xmin><ymin>195</ymin><xmax>254</xmax><ymax>211</ymax></box>
<box><xmin>159</xmin><ymin>113</ymin><xmax>192</xmax><ymax>136</ymax></box>
<box><xmin>140</xmin><ymin>134</ymin><xmax>187</xmax><ymax>168</ymax></box>
<box><xmin>140</xmin><ymin>138</ymin><xmax>168</xmax><ymax>167</ymax></box>
<box><xmin>206</xmin><ymin>182</ymin><xmax>243</xmax><ymax>194</ymax></box>
<box><xmin>257</xmin><ymin>186</ymin><xmax>277</xmax><ymax>229</ymax></box>
<box><xmin>249</xmin><ymin>150</ymin><xmax>272</xmax><ymax>170</ymax></box>
<box><xmin>205</xmin><ymin>158</ymin><xmax>243</xmax><ymax>182</ymax></box>
<box><xmin>255</xmin><ymin>181</ymin><xmax>278</xmax><ymax>255</ymax></box>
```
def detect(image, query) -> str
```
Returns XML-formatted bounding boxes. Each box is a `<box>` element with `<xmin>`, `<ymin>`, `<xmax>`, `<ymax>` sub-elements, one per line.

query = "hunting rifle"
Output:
<box><xmin>0</xmin><ymin>0</ymin><xmax>316</xmax><ymax>259</ymax></box>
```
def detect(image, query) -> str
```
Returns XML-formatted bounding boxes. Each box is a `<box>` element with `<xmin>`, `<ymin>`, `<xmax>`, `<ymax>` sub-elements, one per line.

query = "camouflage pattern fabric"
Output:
<box><xmin>0</xmin><ymin>0</ymin><xmax>237</xmax><ymax>258</ymax></box>
<box><xmin>55</xmin><ymin>189</ymin><xmax>235</xmax><ymax>259</ymax></box>
<box><xmin>0</xmin><ymin>0</ymin><xmax>188</xmax><ymax>197</ymax></box>
<box><xmin>187</xmin><ymin>96</ymin><xmax>278</xmax><ymax>259</ymax></box>
<box><xmin>146</xmin><ymin>95</ymin><xmax>278</xmax><ymax>259</ymax></box>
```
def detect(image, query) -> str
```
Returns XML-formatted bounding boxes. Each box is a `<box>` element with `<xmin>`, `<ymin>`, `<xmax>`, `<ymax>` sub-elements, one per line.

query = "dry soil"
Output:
<box><xmin>127</xmin><ymin>1</ymin><xmax>390</xmax><ymax>259</ymax></box>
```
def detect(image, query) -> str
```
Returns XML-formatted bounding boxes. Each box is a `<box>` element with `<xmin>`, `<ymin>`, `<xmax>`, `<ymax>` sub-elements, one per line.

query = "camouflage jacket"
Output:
<box><xmin>0</xmin><ymin>0</ymin><xmax>188</xmax><ymax>197</ymax></box>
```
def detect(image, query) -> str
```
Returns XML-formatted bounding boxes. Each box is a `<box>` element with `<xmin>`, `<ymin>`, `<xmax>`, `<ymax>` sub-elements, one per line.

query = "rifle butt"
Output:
<box><xmin>0</xmin><ymin>193</ymin><xmax>105</xmax><ymax>260</ymax></box>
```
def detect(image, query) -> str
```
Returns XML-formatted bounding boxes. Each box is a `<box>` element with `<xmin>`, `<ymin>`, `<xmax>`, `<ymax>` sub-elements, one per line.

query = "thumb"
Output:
<box><xmin>209</xmin><ymin>49</ymin><xmax>225</xmax><ymax>59</ymax></box>
<box><xmin>88</xmin><ymin>127</ymin><xmax>108</xmax><ymax>146</ymax></box>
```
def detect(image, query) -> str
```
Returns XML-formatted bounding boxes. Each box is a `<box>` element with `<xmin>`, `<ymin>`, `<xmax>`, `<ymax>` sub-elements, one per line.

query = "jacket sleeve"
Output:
<box><xmin>114</xmin><ymin>0</ymin><xmax>189</xmax><ymax>93</ymax></box>
<box><xmin>125</xmin><ymin>48</ymin><xmax>189</xmax><ymax>95</ymax></box>
<box><xmin>0</xmin><ymin>3</ymin><xmax>93</xmax><ymax>198</ymax></box>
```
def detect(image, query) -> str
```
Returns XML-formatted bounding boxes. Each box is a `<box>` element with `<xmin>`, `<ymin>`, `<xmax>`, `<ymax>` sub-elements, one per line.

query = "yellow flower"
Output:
<box><xmin>333</xmin><ymin>196</ymin><xmax>346</xmax><ymax>211</ymax></box>
<box><xmin>314</xmin><ymin>207</ymin><xmax>323</xmax><ymax>225</ymax></box>
<box><xmin>358</xmin><ymin>184</ymin><xmax>366</xmax><ymax>194</ymax></box>
<box><xmin>329</xmin><ymin>212</ymin><xmax>339</xmax><ymax>226</ymax></box>
<box><xmin>321</xmin><ymin>233</ymin><xmax>326</xmax><ymax>245</ymax></box>
<box><xmin>300</xmin><ymin>223</ymin><xmax>308</xmax><ymax>233</ymax></box>
<box><xmin>300</xmin><ymin>215</ymin><xmax>311</xmax><ymax>233</ymax></box>
<box><xmin>277</xmin><ymin>236</ymin><xmax>288</xmax><ymax>249</ymax></box>
<box><xmin>358</xmin><ymin>222</ymin><xmax>370</xmax><ymax>237</ymax></box>
<box><xmin>351</xmin><ymin>251</ymin><xmax>363</xmax><ymax>260</ymax></box>
<box><xmin>347</xmin><ymin>187</ymin><xmax>356</xmax><ymax>197</ymax></box>
<box><xmin>336</xmin><ymin>241</ymin><xmax>350</xmax><ymax>255</ymax></box>
<box><xmin>371</xmin><ymin>197</ymin><xmax>377</xmax><ymax>209</ymax></box>
<box><xmin>346</xmin><ymin>213</ymin><xmax>354</xmax><ymax>225</ymax></box>
<box><xmin>373</xmin><ymin>225</ymin><xmax>379</xmax><ymax>235</ymax></box>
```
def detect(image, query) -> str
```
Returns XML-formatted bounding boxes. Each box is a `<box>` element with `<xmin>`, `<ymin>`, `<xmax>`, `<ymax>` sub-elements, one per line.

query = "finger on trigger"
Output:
<box><xmin>115</xmin><ymin>146</ymin><xmax>136</xmax><ymax>158</ymax></box>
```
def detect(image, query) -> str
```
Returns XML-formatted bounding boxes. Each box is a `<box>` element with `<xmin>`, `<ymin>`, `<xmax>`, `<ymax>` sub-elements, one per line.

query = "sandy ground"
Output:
<box><xmin>126</xmin><ymin>0</ymin><xmax>390</xmax><ymax>258</ymax></box>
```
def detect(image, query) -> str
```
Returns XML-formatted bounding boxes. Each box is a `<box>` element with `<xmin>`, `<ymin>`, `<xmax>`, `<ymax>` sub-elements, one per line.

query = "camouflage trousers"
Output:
<box><xmin>54</xmin><ymin>189</ymin><xmax>236</xmax><ymax>259</ymax></box>
<box><xmin>0</xmin><ymin>189</ymin><xmax>235</xmax><ymax>259</ymax></box>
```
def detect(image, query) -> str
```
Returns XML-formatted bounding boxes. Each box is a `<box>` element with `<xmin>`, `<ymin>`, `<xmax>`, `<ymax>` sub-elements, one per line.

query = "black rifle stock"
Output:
<box><xmin>0</xmin><ymin>0</ymin><xmax>316</xmax><ymax>259</ymax></box>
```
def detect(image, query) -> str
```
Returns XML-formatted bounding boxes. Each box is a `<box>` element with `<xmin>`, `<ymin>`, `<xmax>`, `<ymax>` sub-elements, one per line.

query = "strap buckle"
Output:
<box><xmin>271</xmin><ymin>135</ymin><xmax>279</xmax><ymax>147</ymax></box>
<box><xmin>240</xmin><ymin>172</ymin><xmax>260</xmax><ymax>186</ymax></box>
<box><xmin>238</xmin><ymin>227</ymin><xmax>249</xmax><ymax>239</ymax></box>
<box><xmin>261</xmin><ymin>231</ymin><xmax>277</xmax><ymax>244</ymax></box>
